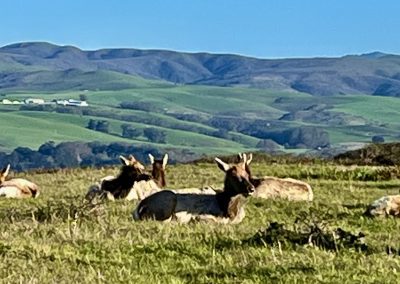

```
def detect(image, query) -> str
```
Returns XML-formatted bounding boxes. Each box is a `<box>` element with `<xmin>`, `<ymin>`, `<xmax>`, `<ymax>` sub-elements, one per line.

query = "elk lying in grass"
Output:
<box><xmin>365</xmin><ymin>195</ymin><xmax>400</xmax><ymax>217</ymax></box>
<box><xmin>133</xmin><ymin>156</ymin><xmax>255</xmax><ymax>224</ymax></box>
<box><xmin>0</xmin><ymin>164</ymin><xmax>40</xmax><ymax>198</ymax></box>
<box><xmin>124</xmin><ymin>153</ymin><xmax>168</xmax><ymax>200</ymax></box>
<box><xmin>85</xmin><ymin>154</ymin><xmax>168</xmax><ymax>202</ymax></box>
<box><xmin>239</xmin><ymin>153</ymin><xmax>313</xmax><ymax>201</ymax></box>
<box><xmin>101</xmin><ymin>155</ymin><xmax>151</xmax><ymax>199</ymax></box>
<box><xmin>85</xmin><ymin>155</ymin><xmax>151</xmax><ymax>202</ymax></box>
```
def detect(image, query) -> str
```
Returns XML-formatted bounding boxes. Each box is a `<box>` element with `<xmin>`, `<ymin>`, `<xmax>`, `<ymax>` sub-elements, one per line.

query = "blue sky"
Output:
<box><xmin>2</xmin><ymin>0</ymin><xmax>399</xmax><ymax>58</ymax></box>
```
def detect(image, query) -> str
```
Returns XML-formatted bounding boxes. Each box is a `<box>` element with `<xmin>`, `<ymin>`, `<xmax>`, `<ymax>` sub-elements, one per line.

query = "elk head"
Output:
<box><xmin>119</xmin><ymin>155</ymin><xmax>145</xmax><ymax>173</ymax></box>
<box><xmin>148</xmin><ymin>153</ymin><xmax>168</xmax><ymax>187</ymax></box>
<box><xmin>215</xmin><ymin>156</ymin><xmax>254</xmax><ymax>196</ymax></box>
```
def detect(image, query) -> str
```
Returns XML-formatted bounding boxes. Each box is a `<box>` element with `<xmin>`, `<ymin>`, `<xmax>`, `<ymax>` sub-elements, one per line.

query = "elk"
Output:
<box><xmin>124</xmin><ymin>153</ymin><xmax>168</xmax><ymax>200</ymax></box>
<box><xmin>101</xmin><ymin>155</ymin><xmax>152</xmax><ymax>199</ymax></box>
<box><xmin>238</xmin><ymin>153</ymin><xmax>313</xmax><ymax>201</ymax></box>
<box><xmin>133</xmin><ymin>156</ymin><xmax>255</xmax><ymax>224</ymax></box>
<box><xmin>85</xmin><ymin>155</ymin><xmax>151</xmax><ymax>202</ymax></box>
<box><xmin>148</xmin><ymin>153</ymin><xmax>168</xmax><ymax>188</ymax></box>
<box><xmin>365</xmin><ymin>195</ymin><xmax>400</xmax><ymax>217</ymax></box>
<box><xmin>85</xmin><ymin>154</ymin><xmax>168</xmax><ymax>202</ymax></box>
<box><xmin>0</xmin><ymin>164</ymin><xmax>40</xmax><ymax>198</ymax></box>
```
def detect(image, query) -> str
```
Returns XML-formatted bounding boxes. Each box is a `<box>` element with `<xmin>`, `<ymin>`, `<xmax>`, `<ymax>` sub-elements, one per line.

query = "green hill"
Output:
<box><xmin>1</xmin><ymin>42</ymin><xmax>400</xmax><ymax>96</ymax></box>
<box><xmin>1</xmin><ymin>43</ymin><xmax>400</xmax><ymax>157</ymax></box>
<box><xmin>1</xmin><ymin>83</ymin><xmax>400</xmax><ymax>156</ymax></box>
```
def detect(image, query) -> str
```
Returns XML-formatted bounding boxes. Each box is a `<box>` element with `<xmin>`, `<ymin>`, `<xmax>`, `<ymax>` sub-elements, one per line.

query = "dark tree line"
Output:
<box><xmin>0</xmin><ymin>141</ymin><xmax>199</xmax><ymax>172</ymax></box>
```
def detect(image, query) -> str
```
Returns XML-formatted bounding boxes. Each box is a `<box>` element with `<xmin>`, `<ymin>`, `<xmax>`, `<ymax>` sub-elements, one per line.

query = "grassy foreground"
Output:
<box><xmin>1</xmin><ymin>161</ymin><xmax>400</xmax><ymax>283</ymax></box>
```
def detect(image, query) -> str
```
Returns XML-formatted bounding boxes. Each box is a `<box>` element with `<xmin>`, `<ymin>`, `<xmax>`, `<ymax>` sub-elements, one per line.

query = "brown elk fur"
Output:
<box><xmin>100</xmin><ymin>155</ymin><xmax>151</xmax><ymax>199</ymax></box>
<box><xmin>86</xmin><ymin>154</ymin><xmax>169</xmax><ymax>202</ymax></box>
<box><xmin>148</xmin><ymin>153</ymin><xmax>168</xmax><ymax>188</ymax></box>
<box><xmin>85</xmin><ymin>155</ymin><xmax>151</xmax><ymax>202</ymax></box>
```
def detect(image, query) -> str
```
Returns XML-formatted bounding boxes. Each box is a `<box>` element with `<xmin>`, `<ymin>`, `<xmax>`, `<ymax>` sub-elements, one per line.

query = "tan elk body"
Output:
<box><xmin>365</xmin><ymin>195</ymin><xmax>400</xmax><ymax>217</ymax></box>
<box><xmin>240</xmin><ymin>153</ymin><xmax>313</xmax><ymax>201</ymax></box>
<box><xmin>0</xmin><ymin>164</ymin><xmax>40</xmax><ymax>198</ymax></box>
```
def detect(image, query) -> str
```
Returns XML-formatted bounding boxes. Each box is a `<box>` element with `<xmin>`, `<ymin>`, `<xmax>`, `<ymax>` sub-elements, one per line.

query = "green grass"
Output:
<box><xmin>0</xmin><ymin>111</ymin><xmax>132</xmax><ymax>150</ymax></box>
<box><xmin>18</xmin><ymin>111</ymin><xmax>245</xmax><ymax>148</ymax></box>
<box><xmin>0</xmin><ymin>110</ymin><xmax>252</xmax><ymax>155</ymax></box>
<box><xmin>1</xmin><ymin>161</ymin><xmax>400</xmax><ymax>282</ymax></box>
<box><xmin>2</xmin><ymin>86</ymin><xmax>400</xmax><ymax>154</ymax></box>
<box><xmin>332</xmin><ymin>95</ymin><xmax>400</xmax><ymax>127</ymax></box>
<box><xmin>17</xmin><ymin>86</ymin><xmax>291</xmax><ymax>118</ymax></box>
<box><xmin>113</xmin><ymin>86</ymin><xmax>293</xmax><ymax>118</ymax></box>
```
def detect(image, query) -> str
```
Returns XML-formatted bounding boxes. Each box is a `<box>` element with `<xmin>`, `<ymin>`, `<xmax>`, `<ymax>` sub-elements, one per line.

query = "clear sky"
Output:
<box><xmin>1</xmin><ymin>0</ymin><xmax>399</xmax><ymax>58</ymax></box>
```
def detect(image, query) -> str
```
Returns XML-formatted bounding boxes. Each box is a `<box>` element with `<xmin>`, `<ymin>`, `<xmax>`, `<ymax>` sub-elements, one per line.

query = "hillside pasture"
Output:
<box><xmin>0</xmin><ymin>161</ymin><xmax>400</xmax><ymax>283</ymax></box>
<box><xmin>2</xmin><ymin>86</ymin><xmax>400</xmax><ymax>156</ymax></box>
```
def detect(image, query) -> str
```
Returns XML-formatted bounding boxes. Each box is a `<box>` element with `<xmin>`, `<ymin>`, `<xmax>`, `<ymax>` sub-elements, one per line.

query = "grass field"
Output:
<box><xmin>1</xmin><ymin>85</ymin><xmax>400</xmax><ymax>155</ymax></box>
<box><xmin>1</xmin><ymin>160</ymin><xmax>400</xmax><ymax>283</ymax></box>
<box><xmin>0</xmin><ymin>107</ymin><xmax>254</xmax><ymax>154</ymax></box>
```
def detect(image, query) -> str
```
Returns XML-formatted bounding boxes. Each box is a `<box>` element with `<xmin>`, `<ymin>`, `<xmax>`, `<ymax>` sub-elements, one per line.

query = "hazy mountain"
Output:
<box><xmin>1</xmin><ymin>42</ymin><xmax>400</xmax><ymax>96</ymax></box>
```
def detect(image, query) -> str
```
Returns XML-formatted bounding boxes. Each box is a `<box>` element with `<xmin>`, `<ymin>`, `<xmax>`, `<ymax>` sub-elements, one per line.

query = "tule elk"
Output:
<box><xmin>238</xmin><ymin>153</ymin><xmax>313</xmax><ymax>201</ymax></box>
<box><xmin>133</xmin><ymin>156</ymin><xmax>255</xmax><ymax>224</ymax></box>
<box><xmin>0</xmin><ymin>164</ymin><xmax>40</xmax><ymax>198</ymax></box>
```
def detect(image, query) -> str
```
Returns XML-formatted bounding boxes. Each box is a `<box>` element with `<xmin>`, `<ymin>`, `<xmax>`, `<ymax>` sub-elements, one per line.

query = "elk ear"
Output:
<box><xmin>1</xmin><ymin>164</ymin><xmax>10</xmax><ymax>178</ymax></box>
<box><xmin>148</xmin><ymin>154</ymin><xmax>155</xmax><ymax>165</ymax></box>
<box><xmin>242</xmin><ymin>153</ymin><xmax>247</xmax><ymax>168</ymax></box>
<box><xmin>162</xmin><ymin>154</ymin><xmax>169</xmax><ymax>169</ymax></box>
<box><xmin>215</xmin><ymin>157</ymin><xmax>230</xmax><ymax>172</ymax></box>
<box><xmin>246</xmin><ymin>153</ymin><xmax>253</xmax><ymax>165</ymax></box>
<box><xmin>119</xmin><ymin>155</ymin><xmax>130</xmax><ymax>166</ymax></box>
<box><xmin>237</xmin><ymin>153</ymin><xmax>243</xmax><ymax>163</ymax></box>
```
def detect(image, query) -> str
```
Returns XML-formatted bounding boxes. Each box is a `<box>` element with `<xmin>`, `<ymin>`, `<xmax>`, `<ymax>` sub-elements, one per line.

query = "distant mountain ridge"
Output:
<box><xmin>1</xmin><ymin>42</ymin><xmax>400</xmax><ymax>96</ymax></box>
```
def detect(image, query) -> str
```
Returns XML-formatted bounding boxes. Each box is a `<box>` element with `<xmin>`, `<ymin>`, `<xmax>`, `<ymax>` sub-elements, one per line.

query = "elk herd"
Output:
<box><xmin>1</xmin><ymin>153</ymin><xmax>400</xmax><ymax>222</ymax></box>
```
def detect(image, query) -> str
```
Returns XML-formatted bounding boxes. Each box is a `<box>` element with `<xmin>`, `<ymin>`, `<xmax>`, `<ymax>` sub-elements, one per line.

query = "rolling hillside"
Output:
<box><xmin>1</xmin><ymin>84</ymin><xmax>400</xmax><ymax>156</ymax></box>
<box><xmin>1</xmin><ymin>42</ymin><xmax>400</xmax><ymax>96</ymax></box>
<box><xmin>1</xmin><ymin>42</ymin><xmax>400</xmax><ymax>168</ymax></box>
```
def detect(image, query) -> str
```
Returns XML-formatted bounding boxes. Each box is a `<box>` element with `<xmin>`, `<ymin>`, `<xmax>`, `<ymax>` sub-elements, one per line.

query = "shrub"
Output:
<box><xmin>143</xmin><ymin>128</ymin><xmax>166</xmax><ymax>143</ymax></box>
<box><xmin>121</xmin><ymin>124</ymin><xmax>143</xmax><ymax>139</ymax></box>
<box><xmin>372</xmin><ymin>135</ymin><xmax>385</xmax><ymax>143</ymax></box>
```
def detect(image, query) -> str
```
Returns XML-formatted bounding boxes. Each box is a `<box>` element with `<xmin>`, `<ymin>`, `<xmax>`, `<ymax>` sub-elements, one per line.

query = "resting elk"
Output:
<box><xmin>365</xmin><ymin>195</ymin><xmax>400</xmax><ymax>217</ymax></box>
<box><xmin>238</xmin><ymin>153</ymin><xmax>313</xmax><ymax>201</ymax></box>
<box><xmin>85</xmin><ymin>154</ymin><xmax>168</xmax><ymax>202</ymax></box>
<box><xmin>124</xmin><ymin>153</ymin><xmax>168</xmax><ymax>200</ymax></box>
<box><xmin>85</xmin><ymin>155</ymin><xmax>150</xmax><ymax>202</ymax></box>
<box><xmin>0</xmin><ymin>164</ymin><xmax>40</xmax><ymax>198</ymax></box>
<box><xmin>133</xmin><ymin>156</ymin><xmax>255</xmax><ymax>224</ymax></box>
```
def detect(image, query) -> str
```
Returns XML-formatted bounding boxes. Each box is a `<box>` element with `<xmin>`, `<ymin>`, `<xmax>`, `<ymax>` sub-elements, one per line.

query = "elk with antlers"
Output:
<box><xmin>133</xmin><ymin>156</ymin><xmax>255</xmax><ymax>224</ymax></box>
<box><xmin>86</xmin><ymin>154</ymin><xmax>169</xmax><ymax>202</ymax></box>
<box><xmin>124</xmin><ymin>153</ymin><xmax>168</xmax><ymax>200</ymax></box>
